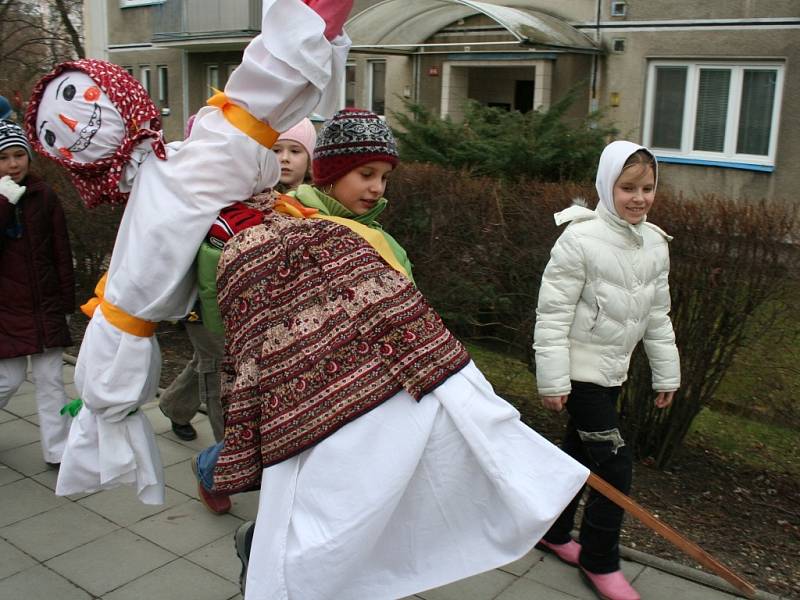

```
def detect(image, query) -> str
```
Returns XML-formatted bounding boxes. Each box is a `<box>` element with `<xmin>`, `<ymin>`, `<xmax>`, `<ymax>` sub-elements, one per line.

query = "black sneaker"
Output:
<box><xmin>171</xmin><ymin>421</ymin><xmax>197</xmax><ymax>441</ymax></box>
<box><xmin>234</xmin><ymin>520</ymin><xmax>255</xmax><ymax>595</ymax></box>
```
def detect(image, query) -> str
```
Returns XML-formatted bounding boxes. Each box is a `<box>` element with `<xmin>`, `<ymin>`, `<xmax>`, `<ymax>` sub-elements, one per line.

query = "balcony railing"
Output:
<box><xmin>152</xmin><ymin>0</ymin><xmax>262</xmax><ymax>42</ymax></box>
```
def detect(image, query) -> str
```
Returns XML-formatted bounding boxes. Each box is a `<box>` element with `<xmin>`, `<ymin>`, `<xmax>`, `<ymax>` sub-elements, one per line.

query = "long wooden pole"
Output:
<box><xmin>586</xmin><ymin>473</ymin><xmax>757</xmax><ymax>599</ymax></box>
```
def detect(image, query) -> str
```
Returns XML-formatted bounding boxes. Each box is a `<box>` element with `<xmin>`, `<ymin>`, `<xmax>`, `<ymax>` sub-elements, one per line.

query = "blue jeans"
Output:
<box><xmin>196</xmin><ymin>441</ymin><xmax>223</xmax><ymax>491</ymax></box>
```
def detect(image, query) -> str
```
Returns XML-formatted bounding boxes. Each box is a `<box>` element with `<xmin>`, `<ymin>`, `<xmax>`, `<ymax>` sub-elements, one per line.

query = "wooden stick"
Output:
<box><xmin>586</xmin><ymin>473</ymin><xmax>757</xmax><ymax>599</ymax></box>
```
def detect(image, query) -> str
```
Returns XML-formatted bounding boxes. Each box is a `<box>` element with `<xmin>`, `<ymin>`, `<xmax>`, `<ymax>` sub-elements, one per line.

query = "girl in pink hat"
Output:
<box><xmin>273</xmin><ymin>117</ymin><xmax>316</xmax><ymax>192</ymax></box>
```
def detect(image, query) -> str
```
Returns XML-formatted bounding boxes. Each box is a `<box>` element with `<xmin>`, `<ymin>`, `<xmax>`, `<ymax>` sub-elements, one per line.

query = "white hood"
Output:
<box><xmin>595</xmin><ymin>140</ymin><xmax>658</xmax><ymax>218</ymax></box>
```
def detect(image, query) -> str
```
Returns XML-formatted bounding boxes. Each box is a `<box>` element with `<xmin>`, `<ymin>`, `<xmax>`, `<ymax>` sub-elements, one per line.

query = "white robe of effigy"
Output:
<box><xmin>246</xmin><ymin>361</ymin><xmax>589</xmax><ymax>600</ymax></box>
<box><xmin>56</xmin><ymin>0</ymin><xmax>350</xmax><ymax>504</ymax></box>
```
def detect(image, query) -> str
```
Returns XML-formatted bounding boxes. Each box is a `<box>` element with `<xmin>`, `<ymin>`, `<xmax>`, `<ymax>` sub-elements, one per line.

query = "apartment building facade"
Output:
<box><xmin>85</xmin><ymin>0</ymin><xmax>800</xmax><ymax>200</ymax></box>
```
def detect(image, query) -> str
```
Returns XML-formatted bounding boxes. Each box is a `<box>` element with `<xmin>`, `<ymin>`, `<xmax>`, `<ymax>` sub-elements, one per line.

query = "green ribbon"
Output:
<box><xmin>59</xmin><ymin>397</ymin><xmax>139</xmax><ymax>418</ymax></box>
<box><xmin>60</xmin><ymin>397</ymin><xmax>83</xmax><ymax>417</ymax></box>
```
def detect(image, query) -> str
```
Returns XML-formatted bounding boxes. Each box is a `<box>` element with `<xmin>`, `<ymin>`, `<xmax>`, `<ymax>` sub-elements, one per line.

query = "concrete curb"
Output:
<box><xmin>619</xmin><ymin>541</ymin><xmax>781</xmax><ymax>599</ymax></box>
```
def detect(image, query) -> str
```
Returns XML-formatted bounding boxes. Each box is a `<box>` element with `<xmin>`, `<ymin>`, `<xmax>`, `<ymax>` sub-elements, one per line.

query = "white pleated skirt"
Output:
<box><xmin>245</xmin><ymin>361</ymin><xmax>588</xmax><ymax>600</ymax></box>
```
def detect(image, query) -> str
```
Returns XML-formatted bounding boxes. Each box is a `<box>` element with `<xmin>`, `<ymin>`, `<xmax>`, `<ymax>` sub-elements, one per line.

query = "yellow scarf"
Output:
<box><xmin>274</xmin><ymin>196</ymin><xmax>411</xmax><ymax>279</ymax></box>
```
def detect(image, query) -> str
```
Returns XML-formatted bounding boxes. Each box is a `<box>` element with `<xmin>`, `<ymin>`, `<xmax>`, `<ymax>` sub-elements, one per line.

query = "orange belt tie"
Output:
<box><xmin>207</xmin><ymin>90</ymin><xmax>280</xmax><ymax>149</ymax></box>
<box><xmin>80</xmin><ymin>274</ymin><xmax>158</xmax><ymax>338</ymax></box>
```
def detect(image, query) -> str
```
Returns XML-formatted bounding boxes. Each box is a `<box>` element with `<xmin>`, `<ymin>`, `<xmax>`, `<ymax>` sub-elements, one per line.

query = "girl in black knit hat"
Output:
<box><xmin>0</xmin><ymin>120</ymin><xmax>75</xmax><ymax>468</ymax></box>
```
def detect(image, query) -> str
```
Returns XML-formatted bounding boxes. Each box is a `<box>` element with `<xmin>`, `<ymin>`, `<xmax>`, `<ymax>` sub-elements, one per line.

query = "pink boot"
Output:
<box><xmin>580</xmin><ymin>568</ymin><xmax>640</xmax><ymax>600</ymax></box>
<box><xmin>535</xmin><ymin>539</ymin><xmax>581</xmax><ymax>566</ymax></box>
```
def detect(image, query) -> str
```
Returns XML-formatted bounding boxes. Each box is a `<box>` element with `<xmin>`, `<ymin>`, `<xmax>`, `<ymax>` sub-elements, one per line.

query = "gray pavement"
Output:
<box><xmin>0</xmin><ymin>360</ymin><xmax>767</xmax><ymax>600</ymax></box>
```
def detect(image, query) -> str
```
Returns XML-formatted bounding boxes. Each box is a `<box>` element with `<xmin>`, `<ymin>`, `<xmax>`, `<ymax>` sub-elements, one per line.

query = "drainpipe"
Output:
<box><xmin>590</xmin><ymin>0</ymin><xmax>601</xmax><ymax>112</ymax></box>
<box><xmin>413</xmin><ymin>53</ymin><xmax>421</xmax><ymax>107</ymax></box>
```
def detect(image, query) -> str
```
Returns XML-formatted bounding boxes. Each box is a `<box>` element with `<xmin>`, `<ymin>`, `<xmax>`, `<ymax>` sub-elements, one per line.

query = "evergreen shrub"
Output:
<box><xmin>392</xmin><ymin>94</ymin><xmax>616</xmax><ymax>182</ymax></box>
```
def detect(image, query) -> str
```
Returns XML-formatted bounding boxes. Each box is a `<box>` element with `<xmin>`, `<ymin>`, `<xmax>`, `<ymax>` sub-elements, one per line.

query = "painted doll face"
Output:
<box><xmin>35</xmin><ymin>71</ymin><xmax>125</xmax><ymax>163</ymax></box>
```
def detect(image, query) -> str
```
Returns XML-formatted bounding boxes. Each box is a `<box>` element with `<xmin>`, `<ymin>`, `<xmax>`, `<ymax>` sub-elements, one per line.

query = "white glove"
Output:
<box><xmin>0</xmin><ymin>175</ymin><xmax>25</xmax><ymax>205</ymax></box>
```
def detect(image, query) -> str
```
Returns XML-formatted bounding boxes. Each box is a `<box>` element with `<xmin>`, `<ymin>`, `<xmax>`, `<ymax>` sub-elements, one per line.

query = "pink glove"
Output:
<box><xmin>304</xmin><ymin>0</ymin><xmax>353</xmax><ymax>41</ymax></box>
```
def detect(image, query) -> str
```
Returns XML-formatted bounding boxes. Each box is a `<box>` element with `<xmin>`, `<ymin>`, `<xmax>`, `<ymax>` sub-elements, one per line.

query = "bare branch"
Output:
<box><xmin>53</xmin><ymin>0</ymin><xmax>85</xmax><ymax>58</ymax></box>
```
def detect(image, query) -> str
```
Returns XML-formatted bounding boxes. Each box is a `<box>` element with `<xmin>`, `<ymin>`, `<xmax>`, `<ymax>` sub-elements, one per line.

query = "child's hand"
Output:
<box><xmin>541</xmin><ymin>395</ymin><xmax>568</xmax><ymax>412</ymax></box>
<box><xmin>0</xmin><ymin>175</ymin><xmax>26</xmax><ymax>205</ymax></box>
<box><xmin>654</xmin><ymin>391</ymin><xmax>675</xmax><ymax>409</ymax></box>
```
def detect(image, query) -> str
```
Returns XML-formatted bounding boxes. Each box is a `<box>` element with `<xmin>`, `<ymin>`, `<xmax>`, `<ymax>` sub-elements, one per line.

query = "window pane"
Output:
<box><xmin>140</xmin><ymin>67</ymin><xmax>151</xmax><ymax>94</ymax></box>
<box><xmin>207</xmin><ymin>65</ymin><xmax>219</xmax><ymax>92</ymax></box>
<box><xmin>345</xmin><ymin>64</ymin><xmax>356</xmax><ymax>108</ymax></box>
<box><xmin>157</xmin><ymin>66</ymin><xmax>168</xmax><ymax>105</ymax></box>
<box><xmin>736</xmin><ymin>70</ymin><xmax>776</xmax><ymax>156</ymax></box>
<box><xmin>693</xmin><ymin>69</ymin><xmax>730</xmax><ymax>152</ymax></box>
<box><xmin>651</xmin><ymin>67</ymin><xmax>686</xmax><ymax>149</ymax></box>
<box><xmin>370</xmin><ymin>61</ymin><xmax>386</xmax><ymax>116</ymax></box>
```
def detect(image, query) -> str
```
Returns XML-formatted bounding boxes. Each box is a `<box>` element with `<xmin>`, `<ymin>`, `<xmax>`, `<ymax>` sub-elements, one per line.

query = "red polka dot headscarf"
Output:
<box><xmin>25</xmin><ymin>59</ymin><xmax>166</xmax><ymax>208</ymax></box>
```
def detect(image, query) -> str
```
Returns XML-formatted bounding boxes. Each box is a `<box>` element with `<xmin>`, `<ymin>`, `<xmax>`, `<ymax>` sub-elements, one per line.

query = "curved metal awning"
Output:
<box><xmin>345</xmin><ymin>0</ymin><xmax>600</xmax><ymax>53</ymax></box>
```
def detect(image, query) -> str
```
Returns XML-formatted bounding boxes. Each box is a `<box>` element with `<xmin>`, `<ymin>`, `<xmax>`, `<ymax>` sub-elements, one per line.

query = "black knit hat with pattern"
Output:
<box><xmin>312</xmin><ymin>108</ymin><xmax>399</xmax><ymax>186</ymax></box>
<box><xmin>0</xmin><ymin>120</ymin><xmax>32</xmax><ymax>159</ymax></box>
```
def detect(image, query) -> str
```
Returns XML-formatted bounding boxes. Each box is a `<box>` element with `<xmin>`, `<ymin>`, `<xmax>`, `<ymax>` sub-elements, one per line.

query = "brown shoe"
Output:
<box><xmin>191</xmin><ymin>456</ymin><xmax>231</xmax><ymax>514</ymax></box>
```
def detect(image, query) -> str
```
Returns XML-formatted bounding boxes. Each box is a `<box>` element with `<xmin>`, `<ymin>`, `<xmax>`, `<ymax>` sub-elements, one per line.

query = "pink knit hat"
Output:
<box><xmin>277</xmin><ymin>118</ymin><xmax>316</xmax><ymax>160</ymax></box>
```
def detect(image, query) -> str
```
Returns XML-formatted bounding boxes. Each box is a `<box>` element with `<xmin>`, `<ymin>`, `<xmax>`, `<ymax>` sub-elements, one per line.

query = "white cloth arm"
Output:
<box><xmin>58</xmin><ymin>0</ymin><xmax>352</xmax><ymax>505</ymax></box>
<box><xmin>225</xmin><ymin>0</ymin><xmax>352</xmax><ymax>129</ymax></box>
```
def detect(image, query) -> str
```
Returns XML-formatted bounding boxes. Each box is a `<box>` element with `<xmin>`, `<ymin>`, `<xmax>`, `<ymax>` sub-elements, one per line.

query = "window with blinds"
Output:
<box><xmin>737</xmin><ymin>70</ymin><xmax>777</xmax><ymax>156</ymax></box>
<box><xmin>644</xmin><ymin>61</ymin><xmax>783</xmax><ymax>167</ymax></box>
<box><xmin>651</xmin><ymin>67</ymin><xmax>686</xmax><ymax>149</ymax></box>
<box><xmin>693</xmin><ymin>69</ymin><xmax>730</xmax><ymax>152</ymax></box>
<box><xmin>345</xmin><ymin>64</ymin><xmax>356</xmax><ymax>108</ymax></box>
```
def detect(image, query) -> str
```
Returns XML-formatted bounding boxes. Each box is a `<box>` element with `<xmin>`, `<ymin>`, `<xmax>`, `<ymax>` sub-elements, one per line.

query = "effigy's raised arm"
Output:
<box><xmin>24</xmin><ymin>0</ymin><xmax>354</xmax><ymax>504</ymax></box>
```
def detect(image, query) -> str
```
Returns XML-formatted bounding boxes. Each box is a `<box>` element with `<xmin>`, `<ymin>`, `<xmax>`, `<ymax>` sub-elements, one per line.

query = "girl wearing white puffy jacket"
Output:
<box><xmin>533</xmin><ymin>141</ymin><xmax>680</xmax><ymax>600</ymax></box>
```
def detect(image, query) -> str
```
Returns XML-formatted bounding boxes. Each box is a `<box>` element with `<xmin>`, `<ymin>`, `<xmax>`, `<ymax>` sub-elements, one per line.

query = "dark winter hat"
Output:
<box><xmin>0</xmin><ymin>96</ymin><xmax>12</xmax><ymax>120</ymax></box>
<box><xmin>0</xmin><ymin>120</ymin><xmax>32</xmax><ymax>159</ymax></box>
<box><xmin>312</xmin><ymin>108</ymin><xmax>399</xmax><ymax>186</ymax></box>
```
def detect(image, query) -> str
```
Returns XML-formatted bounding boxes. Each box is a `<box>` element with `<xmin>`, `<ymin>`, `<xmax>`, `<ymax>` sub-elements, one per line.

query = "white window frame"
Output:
<box><xmin>157</xmin><ymin>65</ymin><xmax>168</xmax><ymax>105</ymax></box>
<box><xmin>610</xmin><ymin>1</ymin><xmax>627</xmax><ymax>17</ymax></box>
<box><xmin>120</xmin><ymin>0</ymin><xmax>165</xmax><ymax>7</ymax></box>
<box><xmin>342</xmin><ymin>62</ymin><xmax>356</xmax><ymax>109</ymax></box>
<box><xmin>206</xmin><ymin>64</ymin><xmax>220</xmax><ymax>93</ymax></box>
<box><xmin>367</xmin><ymin>60</ymin><xmax>386</xmax><ymax>117</ymax></box>
<box><xmin>643</xmin><ymin>60</ymin><xmax>784</xmax><ymax>171</ymax></box>
<box><xmin>139</xmin><ymin>66</ymin><xmax>151</xmax><ymax>94</ymax></box>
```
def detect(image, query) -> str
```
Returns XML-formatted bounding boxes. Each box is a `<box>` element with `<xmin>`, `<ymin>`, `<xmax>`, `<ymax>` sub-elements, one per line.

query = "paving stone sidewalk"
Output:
<box><xmin>0</xmin><ymin>360</ymin><xmax>768</xmax><ymax>600</ymax></box>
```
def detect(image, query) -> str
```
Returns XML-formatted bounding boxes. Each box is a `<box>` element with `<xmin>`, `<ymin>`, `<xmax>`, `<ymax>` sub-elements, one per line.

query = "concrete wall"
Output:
<box><xmin>105</xmin><ymin>0</ymin><xmax>153</xmax><ymax>46</ymax></box>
